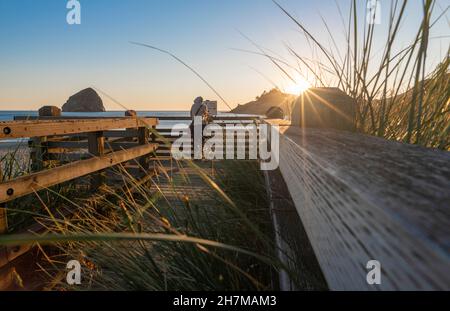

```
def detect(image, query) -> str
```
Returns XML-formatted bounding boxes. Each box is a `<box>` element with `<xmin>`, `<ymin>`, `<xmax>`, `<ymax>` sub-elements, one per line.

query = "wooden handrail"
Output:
<box><xmin>14</xmin><ymin>115</ymin><xmax>262</xmax><ymax>121</ymax></box>
<box><xmin>266</xmin><ymin>119</ymin><xmax>450</xmax><ymax>290</ymax></box>
<box><xmin>0</xmin><ymin>143</ymin><xmax>158</xmax><ymax>203</ymax></box>
<box><xmin>13</xmin><ymin>115</ymin><xmax>262</xmax><ymax>121</ymax></box>
<box><xmin>0</xmin><ymin>117</ymin><xmax>158</xmax><ymax>140</ymax></box>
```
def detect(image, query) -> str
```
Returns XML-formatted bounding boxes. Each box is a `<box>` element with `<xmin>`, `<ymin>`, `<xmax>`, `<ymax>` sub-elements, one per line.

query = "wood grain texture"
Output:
<box><xmin>0</xmin><ymin>168</ymin><xmax>5</xmax><ymax>235</ymax></box>
<box><xmin>137</xmin><ymin>127</ymin><xmax>151</xmax><ymax>171</ymax></box>
<box><xmin>269</xmin><ymin>122</ymin><xmax>450</xmax><ymax>290</ymax></box>
<box><xmin>0</xmin><ymin>118</ymin><xmax>158</xmax><ymax>140</ymax></box>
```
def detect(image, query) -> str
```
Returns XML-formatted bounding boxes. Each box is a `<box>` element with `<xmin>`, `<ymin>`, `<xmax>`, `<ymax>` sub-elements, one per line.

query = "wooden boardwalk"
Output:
<box><xmin>152</xmin><ymin>162</ymin><xmax>219</xmax><ymax>209</ymax></box>
<box><xmin>267</xmin><ymin>120</ymin><xmax>450</xmax><ymax>290</ymax></box>
<box><xmin>0</xmin><ymin>160</ymin><xmax>224</xmax><ymax>290</ymax></box>
<box><xmin>0</xmin><ymin>109</ymin><xmax>262</xmax><ymax>286</ymax></box>
<box><xmin>2</xmin><ymin>106</ymin><xmax>448</xmax><ymax>291</ymax></box>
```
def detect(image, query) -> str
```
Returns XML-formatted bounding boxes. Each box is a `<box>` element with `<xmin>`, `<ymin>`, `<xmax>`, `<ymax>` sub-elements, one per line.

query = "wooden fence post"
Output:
<box><xmin>125</xmin><ymin>110</ymin><xmax>150</xmax><ymax>173</ymax></box>
<box><xmin>30</xmin><ymin>136</ymin><xmax>47</xmax><ymax>172</ymax></box>
<box><xmin>125</xmin><ymin>110</ymin><xmax>137</xmax><ymax>142</ymax></box>
<box><xmin>138</xmin><ymin>127</ymin><xmax>150</xmax><ymax>172</ymax></box>
<box><xmin>31</xmin><ymin>106</ymin><xmax>61</xmax><ymax>171</ymax></box>
<box><xmin>88</xmin><ymin>131</ymin><xmax>105</xmax><ymax>190</ymax></box>
<box><xmin>0</xmin><ymin>167</ymin><xmax>7</xmax><ymax>266</ymax></box>
<box><xmin>0</xmin><ymin>167</ymin><xmax>7</xmax><ymax>234</ymax></box>
<box><xmin>150</xmin><ymin>125</ymin><xmax>157</xmax><ymax>144</ymax></box>
<box><xmin>150</xmin><ymin>125</ymin><xmax>158</xmax><ymax>175</ymax></box>
<box><xmin>0</xmin><ymin>208</ymin><xmax>6</xmax><ymax>235</ymax></box>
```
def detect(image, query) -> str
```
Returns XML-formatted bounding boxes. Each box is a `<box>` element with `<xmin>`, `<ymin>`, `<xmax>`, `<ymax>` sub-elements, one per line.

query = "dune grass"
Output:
<box><xmin>265</xmin><ymin>0</ymin><xmax>449</xmax><ymax>150</ymax></box>
<box><xmin>0</xmin><ymin>154</ymin><xmax>283</xmax><ymax>290</ymax></box>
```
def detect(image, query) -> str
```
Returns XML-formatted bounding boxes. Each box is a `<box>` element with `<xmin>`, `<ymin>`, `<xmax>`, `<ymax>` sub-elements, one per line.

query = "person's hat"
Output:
<box><xmin>194</xmin><ymin>96</ymin><xmax>203</xmax><ymax>104</ymax></box>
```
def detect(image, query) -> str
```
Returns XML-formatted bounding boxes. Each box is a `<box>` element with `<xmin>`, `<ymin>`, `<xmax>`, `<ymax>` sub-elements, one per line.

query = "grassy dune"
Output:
<box><xmin>269</xmin><ymin>0</ymin><xmax>449</xmax><ymax>150</ymax></box>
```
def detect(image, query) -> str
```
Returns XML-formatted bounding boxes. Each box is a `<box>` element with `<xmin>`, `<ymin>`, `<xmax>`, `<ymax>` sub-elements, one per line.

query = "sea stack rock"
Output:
<box><xmin>62</xmin><ymin>88</ymin><xmax>105</xmax><ymax>112</ymax></box>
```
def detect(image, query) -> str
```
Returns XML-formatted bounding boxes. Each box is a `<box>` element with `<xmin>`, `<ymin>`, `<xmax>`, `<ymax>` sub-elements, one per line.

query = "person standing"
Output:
<box><xmin>190</xmin><ymin>96</ymin><xmax>207</xmax><ymax>120</ymax></box>
<box><xmin>190</xmin><ymin>96</ymin><xmax>209</xmax><ymax>159</ymax></box>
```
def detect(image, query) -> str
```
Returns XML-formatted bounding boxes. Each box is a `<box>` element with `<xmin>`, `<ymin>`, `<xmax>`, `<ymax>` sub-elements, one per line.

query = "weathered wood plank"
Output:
<box><xmin>14</xmin><ymin>115</ymin><xmax>261</xmax><ymax>121</ymax></box>
<box><xmin>268</xmin><ymin>121</ymin><xmax>450</xmax><ymax>290</ymax></box>
<box><xmin>137</xmin><ymin>127</ymin><xmax>150</xmax><ymax>171</ymax></box>
<box><xmin>0</xmin><ymin>144</ymin><xmax>158</xmax><ymax>203</ymax></box>
<box><xmin>0</xmin><ymin>118</ymin><xmax>158</xmax><ymax>140</ymax></box>
<box><xmin>263</xmin><ymin>168</ymin><xmax>327</xmax><ymax>290</ymax></box>
<box><xmin>88</xmin><ymin>132</ymin><xmax>106</xmax><ymax>189</ymax></box>
<box><xmin>30</xmin><ymin>136</ymin><xmax>48</xmax><ymax>172</ymax></box>
<box><xmin>0</xmin><ymin>168</ymin><xmax>6</xmax><ymax>235</ymax></box>
<box><xmin>0</xmin><ymin>208</ymin><xmax>6</xmax><ymax>235</ymax></box>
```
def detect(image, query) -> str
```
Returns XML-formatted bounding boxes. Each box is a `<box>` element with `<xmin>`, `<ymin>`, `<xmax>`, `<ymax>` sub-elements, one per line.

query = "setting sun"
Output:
<box><xmin>285</xmin><ymin>79</ymin><xmax>311</xmax><ymax>95</ymax></box>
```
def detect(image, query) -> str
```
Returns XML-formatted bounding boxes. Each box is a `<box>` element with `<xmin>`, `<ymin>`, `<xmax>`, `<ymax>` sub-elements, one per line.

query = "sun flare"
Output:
<box><xmin>285</xmin><ymin>79</ymin><xmax>311</xmax><ymax>95</ymax></box>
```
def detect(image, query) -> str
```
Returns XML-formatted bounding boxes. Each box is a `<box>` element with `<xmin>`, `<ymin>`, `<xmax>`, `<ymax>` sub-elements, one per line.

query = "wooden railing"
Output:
<box><xmin>0</xmin><ymin>108</ymin><xmax>263</xmax><ymax>273</ymax></box>
<box><xmin>265</xmin><ymin>119</ymin><xmax>450</xmax><ymax>290</ymax></box>
<box><xmin>1</xmin><ymin>109</ymin><xmax>158</xmax><ymax>229</ymax></box>
<box><xmin>0</xmin><ymin>108</ymin><xmax>162</xmax><ymax>271</ymax></box>
<box><xmin>4</xmin><ymin>106</ymin><xmax>447</xmax><ymax>291</ymax></box>
<box><xmin>1</xmin><ymin>108</ymin><xmax>262</xmax><ymax>227</ymax></box>
<box><xmin>13</xmin><ymin>114</ymin><xmax>262</xmax><ymax>159</ymax></box>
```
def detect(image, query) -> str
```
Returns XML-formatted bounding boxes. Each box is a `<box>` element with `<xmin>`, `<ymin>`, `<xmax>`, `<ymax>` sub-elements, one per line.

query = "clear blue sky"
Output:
<box><xmin>0</xmin><ymin>0</ymin><xmax>448</xmax><ymax>111</ymax></box>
